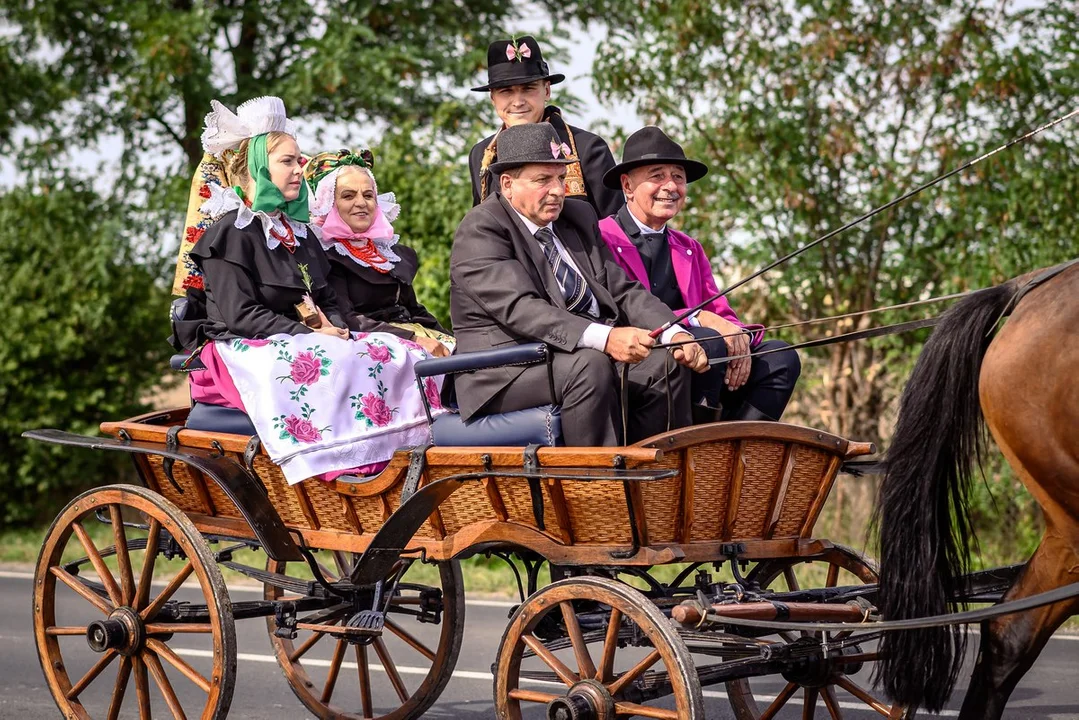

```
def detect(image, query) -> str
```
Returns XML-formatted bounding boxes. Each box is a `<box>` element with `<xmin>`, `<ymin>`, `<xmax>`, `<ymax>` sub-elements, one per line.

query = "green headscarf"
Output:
<box><xmin>242</xmin><ymin>133</ymin><xmax>310</xmax><ymax>222</ymax></box>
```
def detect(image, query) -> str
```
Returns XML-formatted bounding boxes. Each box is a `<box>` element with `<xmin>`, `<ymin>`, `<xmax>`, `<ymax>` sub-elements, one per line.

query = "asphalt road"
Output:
<box><xmin>1</xmin><ymin>570</ymin><xmax>1076</xmax><ymax>719</ymax></box>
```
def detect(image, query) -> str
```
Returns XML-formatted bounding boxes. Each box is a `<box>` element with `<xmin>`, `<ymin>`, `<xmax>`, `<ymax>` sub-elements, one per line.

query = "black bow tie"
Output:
<box><xmin>641</xmin><ymin>231</ymin><xmax>666</xmax><ymax>243</ymax></box>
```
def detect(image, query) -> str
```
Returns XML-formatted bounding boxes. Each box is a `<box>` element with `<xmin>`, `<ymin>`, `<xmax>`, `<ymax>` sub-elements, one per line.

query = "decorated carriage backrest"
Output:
<box><xmin>100</xmin><ymin>411</ymin><xmax>872</xmax><ymax>563</ymax></box>
<box><xmin>172</xmin><ymin>152</ymin><xmax>234</xmax><ymax>295</ymax></box>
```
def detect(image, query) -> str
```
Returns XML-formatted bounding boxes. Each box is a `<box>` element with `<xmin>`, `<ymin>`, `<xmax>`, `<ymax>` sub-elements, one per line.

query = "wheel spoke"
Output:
<box><xmin>373</xmin><ymin>637</ymin><xmax>409</xmax><ymax>703</ymax></box>
<box><xmin>320</xmin><ymin>639</ymin><xmax>346</xmax><ymax>704</ymax></box>
<box><xmin>134</xmin><ymin>519</ymin><xmax>161</xmax><ymax>612</ymax></box>
<box><xmin>561</xmin><ymin>600</ymin><xmax>596</xmax><ymax>680</ymax></box>
<box><xmin>331</xmin><ymin>551</ymin><xmax>352</xmax><ymax>579</ymax></box>
<box><xmin>783</xmin><ymin>566</ymin><xmax>801</xmax><ymax>592</ymax></box>
<box><xmin>822</xmin><ymin>685</ymin><xmax>844</xmax><ymax>719</ymax></box>
<box><xmin>803</xmin><ymin>686</ymin><xmax>819</xmax><ymax>719</ymax></box>
<box><xmin>141</xmin><ymin>559</ymin><xmax>194</xmax><ymax>621</ymax></box>
<box><xmin>606</xmin><ymin>648</ymin><xmax>660</xmax><ymax>698</ymax></box>
<box><xmin>356</xmin><ymin>643</ymin><xmax>374</xmax><ymax>718</ymax></box>
<box><xmin>834</xmin><ymin>675</ymin><xmax>897</xmax><ymax>716</ymax></box>
<box><xmin>385</xmin><ymin>616</ymin><xmax>436</xmax><ymax>662</ymax></box>
<box><xmin>508</xmin><ymin>688</ymin><xmax>560</xmax><ymax>704</ymax></box>
<box><xmin>522</xmin><ymin>634</ymin><xmax>578</xmax><ymax>687</ymax></box>
<box><xmin>760</xmin><ymin>682</ymin><xmax>799</xmax><ymax>720</ymax></box>
<box><xmin>110</xmin><ymin>505</ymin><xmax>136</xmax><ymax>606</ymax></box>
<box><xmin>45</xmin><ymin>625</ymin><xmax>88</xmax><ymax>636</ymax></box>
<box><xmin>66</xmin><ymin>648</ymin><xmax>118</xmax><ymax>699</ymax></box>
<box><xmin>597</xmin><ymin>606</ymin><xmax>622</xmax><ymax>682</ymax></box>
<box><xmin>147</xmin><ymin>638</ymin><xmax>211</xmax><ymax>693</ymax></box>
<box><xmin>51</xmin><ymin>566</ymin><xmax>112</xmax><ymax>615</ymax></box>
<box><xmin>612</xmin><ymin>701</ymin><xmax>679</xmax><ymax>719</ymax></box>
<box><xmin>73</xmin><ymin>521</ymin><xmax>123</xmax><ymax>607</ymax></box>
<box><xmin>133</xmin><ymin>654</ymin><xmax>151</xmax><ymax>720</ymax></box>
<box><xmin>144</xmin><ymin>650</ymin><xmax>188</xmax><ymax>720</ymax></box>
<box><xmin>825</xmin><ymin>563</ymin><xmax>840</xmax><ymax>588</ymax></box>
<box><xmin>145</xmin><ymin>623</ymin><xmax>213</xmax><ymax>635</ymax></box>
<box><xmin>107</xmin><ymin>655</ymin><xmax>132</xmax><ymax>720</ymax></box>
<box><xmin>288</xmin><ymin>620</ymin><xmax>338</xmax><ymax>663</ymax></box>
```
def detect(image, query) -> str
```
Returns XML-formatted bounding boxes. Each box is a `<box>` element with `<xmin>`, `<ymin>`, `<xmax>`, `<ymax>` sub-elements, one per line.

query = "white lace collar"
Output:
<box><xmin>322</xmin><ymin>234</ymin><xmax>403</xmax><ymax>273</ymax></box>
<box><xmin>200</xmin><ymin>184</ymin><xmax>310</xmax><ymax>250</ymax></box>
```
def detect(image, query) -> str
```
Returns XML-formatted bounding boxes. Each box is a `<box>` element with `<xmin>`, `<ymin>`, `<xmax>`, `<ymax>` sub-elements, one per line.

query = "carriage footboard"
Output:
<box><xmin>22</xmin><ymin>428</ymin><xmax>304</xmax><ymax>561</ymax></box>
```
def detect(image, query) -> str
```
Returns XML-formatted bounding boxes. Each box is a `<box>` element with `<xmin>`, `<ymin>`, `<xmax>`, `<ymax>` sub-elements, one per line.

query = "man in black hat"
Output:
<box><xmin>598</xmin><ymin>126</ymin><xmax>801</xmax><ymax>422</ymax></box>
<box><xmin>468</xmin><ymin>35</ymin><xmax>622</xmax><ymax>219</ymax></box>
<box><xmin>450</xmin><ymin>123</ymin><xmax>709</xmax><ymax>446</ymax></box>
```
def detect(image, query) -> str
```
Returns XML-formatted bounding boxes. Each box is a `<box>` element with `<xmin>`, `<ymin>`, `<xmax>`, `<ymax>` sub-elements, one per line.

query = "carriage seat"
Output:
<box><xmin>414</xmin><ymin>343</ymin><xmax>564</xmax><ymax>447</ymax></box>
<box><xmin>168</xmin><ymin>353</ymin><xmax>257</xmax><ymax>436</ymax></box>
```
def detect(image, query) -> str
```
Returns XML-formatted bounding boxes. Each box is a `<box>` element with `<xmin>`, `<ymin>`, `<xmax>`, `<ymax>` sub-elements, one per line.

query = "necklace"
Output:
<box><xmin>339</xmin><ymin>238</ymin><xmax>390</xmax><ymax>273</ymax></box>
<box><xmin>270</xmin><ymin>219</ymin><xmax>297</xmax><ymax>253</ymax></box>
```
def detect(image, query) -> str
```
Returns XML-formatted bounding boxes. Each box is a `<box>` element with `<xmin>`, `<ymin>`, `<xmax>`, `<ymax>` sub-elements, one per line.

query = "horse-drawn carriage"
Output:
<box><xmin>25</xmin><ymin>330</ymin><xmax>1036</xmax><ymax>720</ymax></box>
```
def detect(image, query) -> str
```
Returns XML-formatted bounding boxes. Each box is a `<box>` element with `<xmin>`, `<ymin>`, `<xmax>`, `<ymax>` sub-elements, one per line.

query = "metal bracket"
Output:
<box><xmin>161</xmin><ymin>426</ymin><xmax>185</xmax><ymax>495</ymax></box>
<box><xmin>523</xmin><ymin>443</ymin><xmax>546</xmax><ymax>531</ymax></box>
<box><xmin>243</xmin><ymin>435</ymin><xmax>266</xmax><ymax>493</ymax></box>
<box><xmin>401</xmin><ymin>443</ymin><xmax>432</xmax><ymax>502</ymax></box>
<box><xmin>609</xmin><ymin>455</ymin><xmax>640</xmax><ymax>559</ymax></box>
<box><xmin>274</xmin><ymin>600</ymin><xmax>298</xmax><ymax>639</ymax></box>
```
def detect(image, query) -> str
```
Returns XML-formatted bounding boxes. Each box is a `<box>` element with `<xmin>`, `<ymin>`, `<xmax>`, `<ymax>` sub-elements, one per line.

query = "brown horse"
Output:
<box><xmin>875</xmin><ymin>261</ymin><xmax>1079</xmax><ymax>718</ymax></box>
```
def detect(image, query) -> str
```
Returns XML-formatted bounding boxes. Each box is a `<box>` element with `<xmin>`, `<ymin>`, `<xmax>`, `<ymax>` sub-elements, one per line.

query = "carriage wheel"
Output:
<box><xmin>726</xmin><ymin>545</ymin><xmax>907</xmax><ymax>719</ymax></box>
<box><xmin>265</xmin><ymin>553</ymin><xmax>464</xmax><ymax>719</ymax></box>
<box><xmin>494</xmin><ymin>575</ymin><xmax>704</xmax><ymax>719</ymax></box>
<box><xmin>33</xmin><ymin>484</ymin><xmax>236</xmax><ymax>719</ymax></box>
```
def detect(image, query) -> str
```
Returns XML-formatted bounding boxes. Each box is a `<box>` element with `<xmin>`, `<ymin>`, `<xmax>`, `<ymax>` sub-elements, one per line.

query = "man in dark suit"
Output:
<box><xmin>450</xmin><ymin>123</ymin><xmax>709</xmax><ymax>446</ymax></box>
<box><xmin>467</xmin><ymin>35</ymin><xmax>622</xmax><ymax>219</ymax></box>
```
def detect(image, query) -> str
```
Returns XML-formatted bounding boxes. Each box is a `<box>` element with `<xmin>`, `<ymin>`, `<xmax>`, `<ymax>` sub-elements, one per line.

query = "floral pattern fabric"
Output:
<box><xmin>216</xmin><ymin>331</ymin><xmax>445</xmax><ymax>484</ymax></box>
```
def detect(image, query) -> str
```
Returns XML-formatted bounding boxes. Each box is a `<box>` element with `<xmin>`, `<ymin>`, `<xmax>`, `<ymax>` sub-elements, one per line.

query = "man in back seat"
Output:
<box><xmin>449</xmin><ymin>123</ymin><xmax>709</xmax><ymax>446</ymax></box>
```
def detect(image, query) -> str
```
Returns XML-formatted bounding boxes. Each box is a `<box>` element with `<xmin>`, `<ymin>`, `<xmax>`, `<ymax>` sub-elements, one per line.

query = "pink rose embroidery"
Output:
<box><xmin>360</xmin><ymin>393</ymin><xmax>393</xmax><ymax>427</ymax></box>
<box><xmin>290</xmin><ymin>351</ymin><xmax>322</xmax><ymax>385</ymax></box>
<box><xmin>242</xmin><ymin>338</ymin><xmax>272</xmax><ymax>347</ymax></box>
<box><xmin>284</xmin><ymin>415</ymin><xmax>322</xmax><ymax>443</ymax></box>
<box><xmin>423</xmin><ymin>377</ymin><xmax>442</xmax><ymax>410</ymax></box>
<box><xmin>367</xmin><ymin>343</ymin><xmax>392</xmax><ymax>364</ymax></box>
<box><xmin>400</xmin><ymin>338</ymin><xmax>423</xmax><ymax>352</ymax></box>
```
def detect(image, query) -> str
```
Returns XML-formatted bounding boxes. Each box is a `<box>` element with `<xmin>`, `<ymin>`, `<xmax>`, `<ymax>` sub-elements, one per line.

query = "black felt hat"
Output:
<box><xmin>471</xmin><ymin>35</ymin><xmax>566</xmax><ymax>92</ymax></box>
<box><xmin>487</xmin><ymin>123</ymin><xmax>575</xmax><ymax>175</ymax></box>
<box><xmin>602</xmin><ymin>126</ymin><xmax>709</xmax><ymax>189</ymax></box>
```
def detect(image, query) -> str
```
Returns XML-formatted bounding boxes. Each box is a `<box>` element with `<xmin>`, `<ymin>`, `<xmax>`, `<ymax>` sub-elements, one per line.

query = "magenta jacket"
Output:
<box><xmin>598</xmin><ymin>215</ymin><xmax>764</xmax><ymax>345</ymax></box>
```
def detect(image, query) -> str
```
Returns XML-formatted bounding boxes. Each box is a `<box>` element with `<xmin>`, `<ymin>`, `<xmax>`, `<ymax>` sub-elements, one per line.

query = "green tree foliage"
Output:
<box><xmin>587</xmin><ymin>0</ymin><xmax>1079</xmax><ymax>443</ymax></box>
<box><xmin>1</xmin><ymin>0</ymin><xmax>515</xmax><ymax>173</ymax></box>
<box><xmin>0</xmin><ymin>181</ymin><xmax>172</xmax><ymax>526</ymax></box>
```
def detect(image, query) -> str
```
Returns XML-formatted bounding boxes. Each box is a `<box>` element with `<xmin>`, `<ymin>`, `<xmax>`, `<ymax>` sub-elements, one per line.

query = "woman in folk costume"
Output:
<box><xmin>305</xmin><ymin>149</ymin><xmax>454</xmax><ymax>358</ymax></box>
<box><xmin>186</xmin><ymin>97</ymin><xmax>445</xmax><ymax>484</ymax></box>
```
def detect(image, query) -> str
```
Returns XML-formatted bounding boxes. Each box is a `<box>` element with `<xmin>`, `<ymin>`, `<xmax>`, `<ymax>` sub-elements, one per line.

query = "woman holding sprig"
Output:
<box><xmin>186</xmin><ymin>97</ymin><xmax>445</xmax><ymax>484</ymax></box>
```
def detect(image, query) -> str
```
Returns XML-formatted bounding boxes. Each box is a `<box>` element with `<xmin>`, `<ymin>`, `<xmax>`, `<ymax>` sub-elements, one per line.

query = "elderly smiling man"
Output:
<box><xmin>467</xmin><ymin>35</ymin><xmax>622</xmax><ymax>219</ymax></box>
<box><xmin>599</xmin><ymin>126</ymin><xmax>801</xmax><ymax>422</ymax></box>
<box><xmin>450</xmin><ymin>123</ymin><xmax>709</xmax><ymax>446</ymax></box>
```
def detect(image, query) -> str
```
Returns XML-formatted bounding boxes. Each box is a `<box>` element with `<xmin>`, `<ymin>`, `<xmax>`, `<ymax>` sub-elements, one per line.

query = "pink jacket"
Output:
<box><xmin>598</xmin><ymin>216</ymin><xmax>764</xmax><ymax>345</ymax></box>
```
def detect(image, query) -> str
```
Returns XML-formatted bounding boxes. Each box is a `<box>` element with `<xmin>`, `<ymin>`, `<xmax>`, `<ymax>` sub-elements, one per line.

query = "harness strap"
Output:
<box><xmin>523</xmin><ymin>443</ymin><xmax>547</xmax><ymax>531</ymax></box>
<box><xmin>400</xmin><ymin>443</ymin><xmax>432</xmax><ymax>502</ymax></box>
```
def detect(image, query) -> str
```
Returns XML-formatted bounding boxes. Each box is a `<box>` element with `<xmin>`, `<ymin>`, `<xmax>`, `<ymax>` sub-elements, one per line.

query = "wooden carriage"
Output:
<box><xmin>25</xmin><ymin>396</ymin><xmax>932</xmax><ymax>720</ymax></box>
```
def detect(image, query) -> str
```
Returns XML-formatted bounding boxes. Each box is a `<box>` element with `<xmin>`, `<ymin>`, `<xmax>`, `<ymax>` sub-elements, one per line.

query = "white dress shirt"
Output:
<box><xmin>624</xmin><ymin>207</ymin><xmax>700</xmax><ymax>327</ymax></box>
<box><xmin>512</xmin><ymin>207</ymin><xmax>688</xmax><ymax>351</ymax></box>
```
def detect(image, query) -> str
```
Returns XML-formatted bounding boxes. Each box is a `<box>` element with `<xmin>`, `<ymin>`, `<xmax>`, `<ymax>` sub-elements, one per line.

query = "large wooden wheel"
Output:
<box><xmin>494</xmin><ymin>575</ymin><xmax>704</xmax><ymax>719</ymax></box>
<box><xmin>726</xmin><ymin>545</ymin><xmax>907</xmax><ymax>719</ymax></box>
<box><xmin>33</xmin><ymin>484</ymin><xmax>236</xmax><ymax>719</ymax></box>
<box><xmin>264</xmin><ymin>553</ymin><xmax>464</xmax><ymax>719</ymax></box>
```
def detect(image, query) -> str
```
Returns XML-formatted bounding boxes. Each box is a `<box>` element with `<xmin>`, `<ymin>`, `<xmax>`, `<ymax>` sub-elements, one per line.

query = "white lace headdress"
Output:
<box><xmin>201</xmin><ymin>96</ymin><xmax>299</xmax><ymax>157</ymax></box>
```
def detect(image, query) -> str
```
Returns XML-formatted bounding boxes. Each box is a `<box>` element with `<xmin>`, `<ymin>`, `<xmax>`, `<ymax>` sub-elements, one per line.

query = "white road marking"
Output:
<box><xmin>174</xmin><ymin>647</ymin><xmax>961</xmax><ymax>715</ymax></box>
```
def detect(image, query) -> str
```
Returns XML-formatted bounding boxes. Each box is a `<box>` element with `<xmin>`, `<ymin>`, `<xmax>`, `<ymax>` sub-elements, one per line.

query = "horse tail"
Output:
<box><xmin>875</xmin><ymin>279</ymin><xmax>1018</xmax><ymax>711</ymax></box>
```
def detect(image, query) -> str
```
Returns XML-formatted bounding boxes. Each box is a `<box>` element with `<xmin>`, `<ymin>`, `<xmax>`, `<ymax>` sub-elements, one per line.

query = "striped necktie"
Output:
<box><xmin>534</xmin><ymin>227</ymin><xmax>596</xmax><ymax>316</ymax></box>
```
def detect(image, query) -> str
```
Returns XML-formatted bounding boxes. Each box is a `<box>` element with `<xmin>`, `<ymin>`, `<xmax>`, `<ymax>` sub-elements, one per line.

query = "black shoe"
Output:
<box><xmin>692</xmin><ymin>402</ymin><xmax>724</xmax><ymax>425</ymax></box>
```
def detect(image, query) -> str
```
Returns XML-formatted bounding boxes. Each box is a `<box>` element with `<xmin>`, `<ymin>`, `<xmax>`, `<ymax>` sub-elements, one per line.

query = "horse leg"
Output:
<box><xmin>959</xmin><ymin>527</ymin><xmax>1079</xmax><ymax>719</ymax></box>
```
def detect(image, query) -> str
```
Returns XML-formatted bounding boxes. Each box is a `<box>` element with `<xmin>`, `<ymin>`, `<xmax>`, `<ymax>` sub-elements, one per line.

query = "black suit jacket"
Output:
<box><xmin>467</xmin><ymin>110</ymin><xmax>622</xmax><ymax>219</ymax></box>
<box><xmin>449</xmin><ymin>194</ymin><xmax>678</xmax><ymax>419</ymax></box>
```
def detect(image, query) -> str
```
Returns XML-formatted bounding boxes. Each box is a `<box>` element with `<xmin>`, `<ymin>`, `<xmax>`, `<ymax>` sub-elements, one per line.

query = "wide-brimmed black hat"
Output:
<box><xmin>471</xmin><ymin>35</ymin><xmax>565</xmax><ymax>92</ymax></box>
<box><xmin>602</xmin><ymin>126</ymin><xmax>709</xmax><ymax>189</ymax></box>
<box><xmin>487</xmin><ymin>123</ymin><xmax>575</xmax><ymax>175</ymax></box>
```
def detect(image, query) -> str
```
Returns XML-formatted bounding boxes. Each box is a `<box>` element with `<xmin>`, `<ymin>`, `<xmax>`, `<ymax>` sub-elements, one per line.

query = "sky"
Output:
<box><xmin>0</xmin><ymin>15</ymin><xmax>641</xmax><ymax>190</ymax></box>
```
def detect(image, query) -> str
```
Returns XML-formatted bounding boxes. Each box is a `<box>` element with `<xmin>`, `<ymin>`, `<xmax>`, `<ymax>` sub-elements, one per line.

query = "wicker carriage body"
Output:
<box><xmin>100</xmin><ymin>408</ymin><xmax>874</xmax><ymax>567</ymax></box>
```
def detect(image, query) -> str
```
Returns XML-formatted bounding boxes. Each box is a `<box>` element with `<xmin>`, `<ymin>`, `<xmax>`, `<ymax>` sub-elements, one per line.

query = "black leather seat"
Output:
<box><xmin>185</xmin><ymin>401</ymin><xmax>257</xmax><ymax>436</ymax></box>
<box><xmin>414</xmin><ymin>343</ymin><xmax>564</xmax><ymax>447</ymax></box>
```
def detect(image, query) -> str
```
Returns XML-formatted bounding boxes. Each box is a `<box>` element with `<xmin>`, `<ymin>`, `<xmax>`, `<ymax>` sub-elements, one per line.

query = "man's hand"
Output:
<box><xmin>414</xmin><ymin>335</ymin><xmax>451</xmax><ymax>358</ymax></box>
<box><xmin>669</xmin><ymin>332</ymin><xmax>708</xmax><ymax>373</ymax></box>
<box><xmin>604</xmin><ymin>327</ymin><xmax>655</xmax><ymax>363</ymax></box>
<box><xmin>697</xmin><ymin>311</ymin><xmax>751</xmax><ymax>390</ymax></box>
<box><xmin>315</xmin><ymin>324</ymin><xmax>350</xmax><ymax>339</ymax></box>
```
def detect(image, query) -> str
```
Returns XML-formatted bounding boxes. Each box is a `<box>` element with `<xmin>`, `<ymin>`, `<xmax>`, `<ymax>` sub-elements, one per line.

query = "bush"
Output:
<box><xmin>0</xmin><ymin>179</ymin><xmax>172</xmax><ymax>527</ymax></box>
